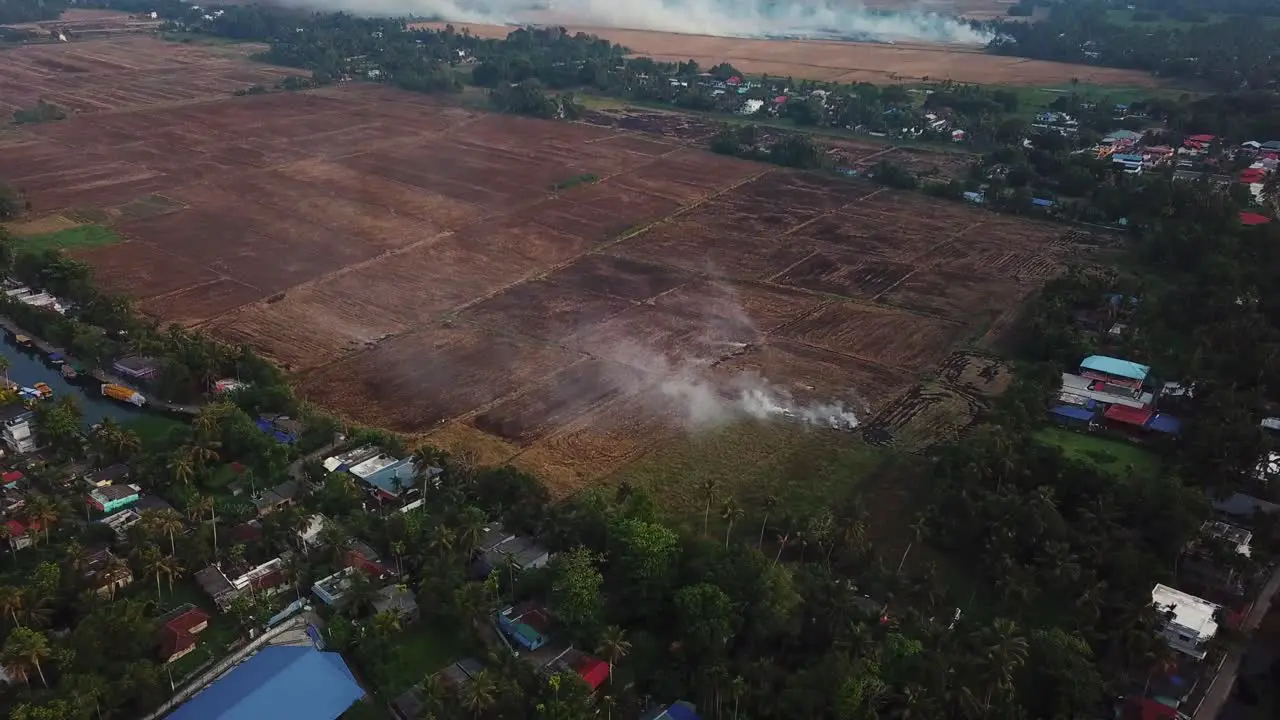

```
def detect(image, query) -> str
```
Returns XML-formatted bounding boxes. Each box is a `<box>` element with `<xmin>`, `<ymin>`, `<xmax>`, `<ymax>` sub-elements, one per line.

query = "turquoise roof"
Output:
<box><xmin>1080</xmin><ymin>355</ymin><xmax>1150</xmax><ymax>382</ymax></box>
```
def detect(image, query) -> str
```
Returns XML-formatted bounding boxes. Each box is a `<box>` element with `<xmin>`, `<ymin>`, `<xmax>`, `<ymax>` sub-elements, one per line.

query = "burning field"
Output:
<box><xmin>0</xmin><ymin>37</ymin><xmax>1103</xmax><ymax>498</ymax></box>
<box><xmin>412</xmin><ymin>21</ymin><xmax>1156</xmax><ymax>87</ymax></box>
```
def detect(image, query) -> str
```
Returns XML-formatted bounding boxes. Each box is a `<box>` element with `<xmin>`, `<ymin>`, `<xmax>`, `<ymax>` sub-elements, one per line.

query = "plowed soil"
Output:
<box><xmin>0</xmin><ymin>36</ymin><xmax>1101</xmax><ymax>496</ymax></box>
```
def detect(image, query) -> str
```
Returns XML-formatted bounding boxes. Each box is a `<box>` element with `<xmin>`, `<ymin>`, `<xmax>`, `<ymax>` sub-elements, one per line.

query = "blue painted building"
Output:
<box><xmin>167</xmin><ymin>645</ymin><xmax>364</xmax><ymax>720</ymax></box>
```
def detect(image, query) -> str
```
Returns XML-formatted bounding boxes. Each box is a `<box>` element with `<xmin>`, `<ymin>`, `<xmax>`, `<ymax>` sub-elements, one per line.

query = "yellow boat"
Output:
<box><xmin>13</xmin><ymin>334</ymin><xmax>32</xmax><ymax>347</ymax></box>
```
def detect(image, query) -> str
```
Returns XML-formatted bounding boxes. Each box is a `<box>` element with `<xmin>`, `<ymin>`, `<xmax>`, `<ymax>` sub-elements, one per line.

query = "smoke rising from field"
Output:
<box><xmin>283</xmin><ymin>0</ymin><xmax>996</xmax><ymax>46</ymax></box>
<box><xmin>588</xmin><ymin>279</ymin><xmax>861</xmax><ymax>433</ymax></box>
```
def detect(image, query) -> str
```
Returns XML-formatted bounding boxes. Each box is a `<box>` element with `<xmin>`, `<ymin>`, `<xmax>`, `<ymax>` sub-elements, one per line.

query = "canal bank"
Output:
<box><xmin>0</xmin><ymin>319</ymin><xmax>199</xmax><ymax>428</ymax></box>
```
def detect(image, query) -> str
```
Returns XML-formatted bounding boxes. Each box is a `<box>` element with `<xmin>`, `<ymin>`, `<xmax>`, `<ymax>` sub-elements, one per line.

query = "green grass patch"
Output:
<box><xmin>122</xmin><ymin>415</ymin><xmax>188</xmax><ymax>452</ymax></box>
<box><xmin>1034</xmin><ymin>426</ymin><xmax>1161</xmax><ymax>479</ymax></box>
<box><xmin>16</xmin><ymin>224</ymin><xmax>123</xmax><ymax>254</ymax></box>
<box><xmin>612</xmin><ymin>422</ymin><xmax>900</xmax><ymax>525</ymax></box>
<box><xmin>551</xmin><ymin>172</ymin><xmax>599</xmax><ymax>192</ymax></box>
<box><xmin>160</xmin><ymin>31</ymin><xmax>256</xmax><ymax>46</ymax></box>
<box><xmin>365</xmin><ymin>623</ymin><xmax>466</xmax><ymax>696</ymax></box>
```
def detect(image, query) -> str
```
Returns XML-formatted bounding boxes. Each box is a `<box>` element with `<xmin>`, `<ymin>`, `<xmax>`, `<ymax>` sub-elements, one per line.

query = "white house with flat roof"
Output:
<box><xmin>1152</xmin><ymin>584</ymin><xmax>1221</xmax><ymax>660</ymax></box>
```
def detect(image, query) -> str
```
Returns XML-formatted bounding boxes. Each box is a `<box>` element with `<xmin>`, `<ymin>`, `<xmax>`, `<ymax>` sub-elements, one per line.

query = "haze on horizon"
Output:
<box><xmin>273</xmin><ymin>0</ymin><xmax>997</xmax><ymax>45</ymax></box>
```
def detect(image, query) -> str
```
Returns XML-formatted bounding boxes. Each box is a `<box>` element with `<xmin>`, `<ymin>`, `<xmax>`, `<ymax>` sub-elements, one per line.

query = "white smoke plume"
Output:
<box><xmin>602</xmin><ymin>339</ymin><xmax>861</xmax><ymax>431</ymax></box>
<box><xmin>280</xmin><ymin>0</ymin><xmax>996</xmax><ymax>46</ymax></box>
<box><xmin>583</xmin><ymin>277</ymin><xmax>862</xmax><ymax>432</ymax></box>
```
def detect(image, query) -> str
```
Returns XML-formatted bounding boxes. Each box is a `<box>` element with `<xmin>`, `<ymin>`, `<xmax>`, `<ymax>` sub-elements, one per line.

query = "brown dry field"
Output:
<box><xmin>0</xmin><ymin>37</ymin><xmax>1098</xmax><ymax>497</ymax></box>
<box><xmin>414</xmin><ymin>21</ymin><xmax>1155</xmax><ymax>86</ymax></box>
<box><xmin>0</xmin><ymin>35</ymin><xmax>294</xmax><ymax>116</ymax></box>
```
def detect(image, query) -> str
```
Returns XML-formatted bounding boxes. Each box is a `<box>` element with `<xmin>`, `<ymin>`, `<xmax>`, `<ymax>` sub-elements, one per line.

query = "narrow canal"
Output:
<box><xmin>0</xmin><ymin>336</ymin><xmax>148</xmax><ymax>427</ymax></box>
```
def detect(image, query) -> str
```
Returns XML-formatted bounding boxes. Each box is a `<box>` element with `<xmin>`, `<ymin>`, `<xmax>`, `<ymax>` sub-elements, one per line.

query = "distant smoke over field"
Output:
<box><xmin>585</xmin><ymin>279</ymin><xmax>862</xmax><ymax>433</ymax></box>
<box><xmin>281</xmin><ymin>0</ymin><xmax>996</xmax><ymax>46</ymax></box>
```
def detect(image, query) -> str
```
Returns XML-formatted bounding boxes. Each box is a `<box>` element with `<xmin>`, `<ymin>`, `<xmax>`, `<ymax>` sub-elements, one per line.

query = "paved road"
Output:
<box><xmin>1194</xmin><ymin>564</ymin><xmax>1280</xmax><ymax>720</ymax></box>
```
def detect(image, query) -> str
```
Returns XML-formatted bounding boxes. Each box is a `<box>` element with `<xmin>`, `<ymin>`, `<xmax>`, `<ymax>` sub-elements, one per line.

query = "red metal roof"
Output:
<box><xmin>2</xmin><ymin>471</ymin><xmax>23</xmax><ymax>483</ymax></box>
<box><xmin>576</xmin><ymin>657</ymin><xmax>609</xmax><ymax>690</ymax></box>
<box><xmin>1241</xmin><ymin>211</ymin><xmax>1272</xmax><ymax>225</ymax></box>
<box><xmin>1103</xmin><ymin>404</ymin><xmax>1153</xmax><ymax>427</ymax></box>
<box><xmin>1188</xmin><ymin>134</ymin><xmax>1215</xmax><ymax>142</ymax></box>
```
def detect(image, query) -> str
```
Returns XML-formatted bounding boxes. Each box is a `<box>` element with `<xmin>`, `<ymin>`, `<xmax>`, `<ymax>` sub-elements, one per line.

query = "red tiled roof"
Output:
<box><xmin>1241</xmin><ymin>212</ymin><xmax>1272</xmax><ymax>225</ymax></box>
<box><xmin>164</xmin><ymin>607</ymin><xmax>211</xmax><ymax>635</ymax></box>
<box><xmin>159</xmin><ymin>625</ymin><xmax>198</xmax><ymax>660</ymax></box>
<box><xmin>5</xmin><ymin>518</ymin><xmax>38</xmax><ymax>536</ymax></box>
<box><xmin>576</xmin><ymin>657</ymin><xmax>609</xmax><ymax>690</ymax></box>
<box><xmin>2</xmin><ymin>471</ymin><xmax>23</xmax><ymax>483</ymax></box>
<box><xmin>1103</xmin><ymin>404</ymin><xmax>1154</xmax><ymax>427</ymax></box>
<box><xmin>1188</xmin><ymin>134</ymin><xmax>1215</xmax><ymax>142</ymax></box>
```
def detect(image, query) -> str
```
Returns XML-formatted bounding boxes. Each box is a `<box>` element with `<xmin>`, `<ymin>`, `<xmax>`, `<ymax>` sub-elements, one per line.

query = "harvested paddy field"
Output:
<box><xmin>413</xmin><ymin>21</ymin><xmax>1156</xmax><ymax>87</ymax></box>
<box><xmin>0</xmin><ymin>37</ymin><xmax>1103</xmax><ymax>499</ymax></box>
<box><xmin>0</xmin><ymin>35</ymin><xmax>295</xmax><ymax>116</ymax></box>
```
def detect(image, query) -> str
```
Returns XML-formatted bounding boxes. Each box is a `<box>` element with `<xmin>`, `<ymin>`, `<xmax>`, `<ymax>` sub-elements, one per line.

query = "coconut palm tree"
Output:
<box><xmin>721</xmin><ymin>499</ymin><xmax>744</xmax><ymax>549</ymax></box>
<box><xmin>0</xmin><ymin>585</ymin><xmax>23</xmax><ymax>627</ymax></box>
<box><xmin>3</xmin><ymin>626</ymin><xmax>50</xmax><ymax>686</ymax></box>
<box><xmin>23</xmin><ymin>496</ymin><xmax>58</xmax><ymax>545</ymax></box>
<box><xmin>428</xmin><ymin>525</ymin><xmax>456</xmax><ymax>562</ymax></box>
<box><xmin>149</xmin><ymin>509</ymin><xmax>185</xmax><ymax>557</ymax></box>
<box><xmin>460</xmin><ymin>669</ymin><xmax>497</xmax><ymax>719</ymax></box>
<box><xmin>18</xmin><ymin>590</ymin><xmax>51</xmax><ymax>630</ymax></box>
<box><xmin>373</xmin><ymin>610</ymin><xmax>402</xmax><ymax>637</ymax></box>
<box><xmin>701</xmin><ymin>478</ymin><xmax>719</xmax><ymax>536</ymax></box>
<box><xmin>757</xmin><ymin>494</ymin><xmax>777</xmax><ymax>549</ymax></box>
<box><xmin>0</xmin><ymin>355</ymin><xmax>9</xmax><ymax>386</ymax></box>
<box><xmin>186</xmin><ymin>493</ymin><xmax>217</xmax><ymax>552</ymax></box>
<box><xmin>167</xmin><ymin>450</ymin><xmax>196</xmax><ymax>488</ymax></box>
<box><xmin>596</xmin><ymin>625</ymin><xmax>631</xmax><ymax>685</ymax></box>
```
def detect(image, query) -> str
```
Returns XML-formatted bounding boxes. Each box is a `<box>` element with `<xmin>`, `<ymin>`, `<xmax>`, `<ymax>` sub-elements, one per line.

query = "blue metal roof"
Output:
<box><xmin>1147</xmin><ymin>413</ymin><xmax>1182</xmax><ymax>435</ymax></box>
<box><xmin>1112</xmin><ymin>153</ymin><xmax>1143</xmax><ymax>163</ymax></box>
<box><xmin>167</xmin><ymin>646</ymin><xmax>364</xmax><ymax>720</ymax></box>
<box><xmin>643</xmin><ymin>702</ymin><xmax>701</xmax><ymax>720</ymax></box>
<box><xmin>1212</xmin><ymin>492</ymin><xmax>1280</xmax><ymax>517</ymax></box>
<box><xmin>1080</xmin><ymin>355</ymin><xmax>1150</xmax><ymax>382</ymax></box>
<box><xmin>1050</xmin><ymin>405</ymin><xmax>1095</xmax><ymax>422</ymax></box>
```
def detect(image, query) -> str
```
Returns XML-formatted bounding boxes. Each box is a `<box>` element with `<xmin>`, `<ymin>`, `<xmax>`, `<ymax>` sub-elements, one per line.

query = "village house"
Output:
<box><xmin>158</xmin><ymin>604</ymin><xmax>212</xmax><ymax>664</ymax></box>
<box><xmin>391</xmin><ymin>659</ymin><xmax>486</xmax><ymax>720</ymax></box>
<box><xmin>1152</xmin><ymin>584</ymin><xmax>1221</xmax><ymax>660</ymax></box>
<box><xmin>255</xmin><ymin>415</ymin><xmax>303</xmax><ymax>445</ymax></box>
<box><xmin>195</xmin><ymin>556</ymin><xmax>288</xmax><ymax>610</ymax></box>
<box><xmin>296</xmin><ymin>513</ymin><xmax>328</xmax><ymax>549</ymax></box>
<box><xmin>112</xmin><ymin>355</ymin><xmax>160</xmax><ymax>381</ymax></box>
<box><xmin>1181</xmin><ymin>521</ymin><xmax>1254</xmax><ymax>596</ymax></box>
<box><xmin>471</xmin><ymin>525</ymin><xmax>553</xmax><ymax>579</ymax></box>
<box><xmin>86</xmin><ymin>483</ymin><xmax>143</xmax><ymax>514</ymax></box>
<box><xmin>251</xmin><ymin>479</ymin><xmax>300</xmax><ymax>516</ymax></box>
<box><xmin>82</xmin><ymin>463</ymin><xmax>131</xmax><ymax>488</ymax></box>
<box><xmin>84</xmin><ymin>547</ymin><xmax>133</xmax><ymax>597</ymax></box>
<box><xmin>100</xmin><ymin>507</ymin><xmax>143</xmax><ymax>539</ymax></box>
<box><xmin>4</xmin><ymin>518</ymin><xmax>39</xmax><ymax>551</ymax></box>
<box><xmin>0</xmin><ymin>406</ymin><xmax>37</xmax><ymax>455</ymax></box>
<box><xmin>371</xmin><ymin>584</ymin><xmax>419</xmax><ymax>623</ymax></box>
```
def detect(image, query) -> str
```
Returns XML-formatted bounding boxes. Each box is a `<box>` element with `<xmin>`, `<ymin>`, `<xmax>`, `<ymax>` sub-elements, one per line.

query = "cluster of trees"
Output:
<box><xmin>0</xmin><ymin>231</ymin><xmax>286</xmax><ymax>404</ymax></box>
<box><xmin>990</xmin><ymin>0</ymin><xmax>1280</xmax><ymax>90</ymax></box>
<box><xmin>12</xmin><ymin>101</ymin><xmax>66</xmax><ymax>126</ymax></box>
<box><xmin>0</xmin><ymin>0</ymin><xmax>66</xmax><ymax>24</ymax></box>
<box><xmin>0</xmin><ymin>185</ymin><xmax>24</xmax><ymax>221</ymax></box>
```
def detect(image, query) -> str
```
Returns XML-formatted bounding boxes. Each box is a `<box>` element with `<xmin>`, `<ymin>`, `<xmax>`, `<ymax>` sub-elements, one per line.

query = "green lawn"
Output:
<box><xmin>365</xmin><ymin>623</ymin><xmax>466</xmax><ymax>696</ymax></box>
<box><xmin>1034</xmin><ymin>426</ymin><xmax>1161</xmax><ymax>479</ymax></box>
<box><xmin>16</xmin><ymin>225</ymin><xmax>123</xmax><ymax>254</ymax></box>
<box><xmin>611</xmin><ymin>421</ymin><xmax>905</xmax><ymax>526</ymax></box>
<box><xmin>123</xmin><ymin>415</ymin><xmax>189</xmax><ymax>452</ymax></box>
